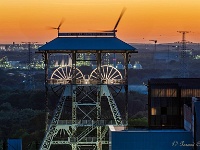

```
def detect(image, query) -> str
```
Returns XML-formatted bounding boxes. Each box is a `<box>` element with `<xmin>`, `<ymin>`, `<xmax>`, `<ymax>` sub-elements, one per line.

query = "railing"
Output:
<box><xmin>48</xmin><ymin>79</ymin><xmax>71</xmax><ymax>84</ymax></box>
<box><xmin>57</xmin><ymin>120</ymin><xmax>125</xmax><ymax>126</ymax></box>
<box><xmin>68</xmin><ymin>137</ymin><xmax>108</xmax><ymax>143</ymax></box>
<box><xmin>78</xmin><ymin>137</ymin><xmax>97</xmax><ymax>142</ymax></box>
<box><xmin>48</xmin><ymin>79</ymin><xmax>125</xmax><ymax>85</ymax></box>
<box><xmin>51</xmin><ymin>138</ymin><xmax>108</xmax><ymax>144</ymax></box>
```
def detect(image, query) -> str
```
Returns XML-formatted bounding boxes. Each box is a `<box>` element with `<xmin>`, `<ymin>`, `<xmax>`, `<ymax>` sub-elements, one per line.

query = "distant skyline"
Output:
<box><xmin>1</xmin><ymin>0</ymin><xmax>200</xmax><ymax>44</ymax></box>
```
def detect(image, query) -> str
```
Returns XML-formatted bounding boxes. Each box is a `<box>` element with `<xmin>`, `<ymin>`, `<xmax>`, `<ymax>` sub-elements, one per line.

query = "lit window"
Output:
<box><xmin>151</xmin><ymin>108</ymin><xmax>156</xmax><ymax>115</ymax></box>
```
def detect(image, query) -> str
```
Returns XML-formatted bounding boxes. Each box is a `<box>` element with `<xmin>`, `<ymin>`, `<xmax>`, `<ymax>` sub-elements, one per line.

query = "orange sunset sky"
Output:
<box><xmin>1</xmin><ymin>0</ymin><xmax>200</xmax><ymax>44</ymax></box>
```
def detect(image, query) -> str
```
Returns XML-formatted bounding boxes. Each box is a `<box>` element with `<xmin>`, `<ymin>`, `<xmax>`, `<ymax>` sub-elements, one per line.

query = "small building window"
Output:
<box><xmin>151</xmin><ymin>108</ymin><xmax>157</xmax><ymax>115</ymax></box>
<box><xmin>161</xmin><ymin>107</ymin><xmax>167</xmax><ymax>115</ymax></box>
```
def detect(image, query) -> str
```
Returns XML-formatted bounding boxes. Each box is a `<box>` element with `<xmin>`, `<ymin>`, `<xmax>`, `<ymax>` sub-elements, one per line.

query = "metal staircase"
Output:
<box><xmin>77</xmin><ymin>121</ymin><xmax>97</xmax><ymax>142</ymax></box>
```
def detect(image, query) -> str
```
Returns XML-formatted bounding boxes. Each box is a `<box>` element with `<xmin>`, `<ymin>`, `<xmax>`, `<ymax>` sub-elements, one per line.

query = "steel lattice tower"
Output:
<box><xmin>22</xmin><ymin>42</ymin><xmax>37</xmax><ymax>90</ymax></box>
<box><xmin>37</xmin><ymin>31</ymin><xmax>136</xmax><ymax>150</ymax></box>
<box><xmin>177</xmin><ymin>31</ymin><xmax>190</xmax><ymax>78</ymax></box>
<box><xmin>37</xmin><ymin>8</ymin><xmax>136</xmax><ymax>150</ymax></box>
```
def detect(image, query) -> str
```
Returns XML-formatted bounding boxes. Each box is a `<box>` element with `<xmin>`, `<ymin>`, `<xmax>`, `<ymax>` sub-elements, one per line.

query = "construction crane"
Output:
<box><xmin>149</xmin><ymin>40</ymin><xmax>157</xmax><ymax>51</ymax></box>
<box><xmin>149</xmin><ymin>40</ymin><xmax>157</xmax><ymax>69</ymax></box>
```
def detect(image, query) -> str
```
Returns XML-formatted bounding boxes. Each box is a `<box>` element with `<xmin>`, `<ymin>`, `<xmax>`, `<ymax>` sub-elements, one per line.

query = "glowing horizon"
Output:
<box><xmin>1</xmin><ymin>0</ymin><xmax>200</xmax><ymax>44</ymax></box>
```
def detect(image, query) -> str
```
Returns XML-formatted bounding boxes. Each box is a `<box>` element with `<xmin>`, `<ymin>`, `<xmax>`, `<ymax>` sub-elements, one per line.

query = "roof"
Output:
<box><xmin>123</xmin><ymin>129</ymin><xmax>191</xmax><ymax>133</ymax></box>
<box><xmin>148</xmin><ymin>78</ymin><xmax>200</xmax><ymax>88</ymax></box>
<box><xmin>38</xmin><ymin>37</ymin><xmax>136</xmax><ymax>53</ymax></box>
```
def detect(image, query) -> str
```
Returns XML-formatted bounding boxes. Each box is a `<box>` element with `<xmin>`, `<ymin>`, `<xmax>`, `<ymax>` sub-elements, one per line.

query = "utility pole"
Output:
<box><xmin>149</xmin><ymin>40</ymin><xmax>157</xmax><ymax>69</ymax></box>
<box><xmin>177</xmin><ymin>31</ymin><xmax>191</xmax><ymax>78</ymax></box>
<box><xmin>22</xmin><ymin>42</ymin><xmax>37</xmax><ymax>90</ymax></box>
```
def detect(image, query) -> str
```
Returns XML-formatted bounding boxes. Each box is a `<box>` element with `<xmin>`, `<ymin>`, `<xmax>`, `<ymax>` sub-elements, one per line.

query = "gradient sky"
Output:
<box><xmin>1</xmin><ymin>0</ymin><xmax>200</xmax><ymax>44</ymax></box>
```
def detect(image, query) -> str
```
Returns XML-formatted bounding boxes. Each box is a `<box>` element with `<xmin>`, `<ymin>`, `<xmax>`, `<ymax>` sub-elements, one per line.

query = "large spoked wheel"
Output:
<box><xmin>90</xmin><ymin>65</ymin><xmax>123</xmax><ymax>97</ymax></box>
<box><xmin>50</xmin><ymin>65</ymin><xmax>84</xmax><ymax>96</ymax></box>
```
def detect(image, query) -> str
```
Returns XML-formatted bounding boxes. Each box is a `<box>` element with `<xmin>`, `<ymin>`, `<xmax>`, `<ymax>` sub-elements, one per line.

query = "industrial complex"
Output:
<box><xmin>109</xmin><ymin>79</ymin><xmax>200</xmax><ymax>150</ymax></box>
<box><xmin>1</xmin><ymin>8</ymin><xmax>200</xmax><ymax>150</ymax></box>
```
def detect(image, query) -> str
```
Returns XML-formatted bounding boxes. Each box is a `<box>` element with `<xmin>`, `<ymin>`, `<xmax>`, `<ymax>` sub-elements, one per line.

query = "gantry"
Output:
<box><xmin>37</xmin><ymin>32</ymin><xmax>137</xmax><ymax>150</ymax></box>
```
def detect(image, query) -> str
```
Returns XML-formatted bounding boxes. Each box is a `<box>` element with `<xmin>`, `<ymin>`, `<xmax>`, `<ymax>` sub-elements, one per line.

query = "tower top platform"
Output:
<box><xmin>38</xmin><ymin>32</ymin><xmax>137</xmax><ymax>53</ymax></box>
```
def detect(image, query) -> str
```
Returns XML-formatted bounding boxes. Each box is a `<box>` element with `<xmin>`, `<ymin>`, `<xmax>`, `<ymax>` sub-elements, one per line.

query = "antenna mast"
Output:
<box><xmin>22</xmin><ymin>42</ymin><xmax>37</xmax><ymax>90</ymax></box>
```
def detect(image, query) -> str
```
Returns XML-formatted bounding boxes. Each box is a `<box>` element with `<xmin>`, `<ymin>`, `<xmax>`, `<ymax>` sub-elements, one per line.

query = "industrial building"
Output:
<box><xmin>109</xmin><ymin>96</ymin><xmax>200</xmax><ymax>150</ymax></box>
<box><xmin>109</xmin><ymin>127</ymin><xmax>193</xmax><ymax>150</ymax></box>
<box><xmin>109</xmin><ymin>78</ymin><xmax>200</xmax><ymax>150</ymax></box>
<box><xmin>148</xmin><ymin>78</ymin><xmax>200</xmax><ymax>129</ymax></box>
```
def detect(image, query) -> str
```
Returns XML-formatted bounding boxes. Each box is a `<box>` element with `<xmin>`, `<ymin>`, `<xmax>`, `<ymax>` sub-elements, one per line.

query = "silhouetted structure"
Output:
<box><xmin>177</xmin><ymin>31</ymin><xmax>191</xmax><ymax>78</ymax></box>
<box><xmin>148</xmin><ymin>78</ymin><xmax>200</xmax><ymax>129</ymax></box>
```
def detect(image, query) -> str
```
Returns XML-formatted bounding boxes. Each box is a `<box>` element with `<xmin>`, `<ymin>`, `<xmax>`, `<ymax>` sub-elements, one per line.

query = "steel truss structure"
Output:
<box><xmin>177</xmin><ymin>31</ymin><xmax>191</xmax><ymax>78</ymax></box>
<box><xmin>38</xmin><ymin>32</ymin><xmax>136</xmax><ymax>150</ymax></box>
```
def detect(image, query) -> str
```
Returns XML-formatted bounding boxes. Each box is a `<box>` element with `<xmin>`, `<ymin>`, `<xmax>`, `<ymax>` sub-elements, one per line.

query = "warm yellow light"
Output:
<box><xmin>151</xmin><ymin>108</ymin><xmax>156</xmax><ymax>115</ymax></box>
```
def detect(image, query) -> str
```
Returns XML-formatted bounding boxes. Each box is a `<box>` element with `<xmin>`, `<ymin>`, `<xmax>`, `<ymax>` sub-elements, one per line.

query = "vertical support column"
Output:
<box><xmin>97</xmin><ymin>126</ymin><xmax>102</xmax><ymax>150</ymax></box>
<box><xmin>97</xmin><ymin>85</ymin><xmax>102</xmax><ymax>150</ymax></box>
<box><xmin>71</xmin><ymin>51</ymin><xmax>77</xmax><ymax>150</ymax></box>
<box><xmin>148</xmin><ymin>80</ymin><xmax>151</xmax><ymax>128</ymax></box>
<box><xmin>72</xmin><ymin>51</ymin><xmax>77</xmax><ymax>125</ymax></box>
<box><xmin>96</xmin><ymin>51</ymin><xmax>102</xmax><ymax>150</ymax></box>
<box><xmin>124</xmin><ymin>52</ymin><xmax>129</xmax><ymax>126</ymax></box>
<box><xmin>27</xmin><ymin>43</ymin><xmax>31</xmax><ymax>87</ymax></box>
<box><xmin>44</xmin><ymin>51</ymin><xmax>49</xmax><ymax>132</ymax></box>
<box><xmin>177</xmin><ymin>86</ymin><xmax>182</xmax><ymax>128</ymax></box>
<box><xmin>97</xmin><ymin>51</ymin><xmax>102</xmax><ymax>83</ymax></box>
